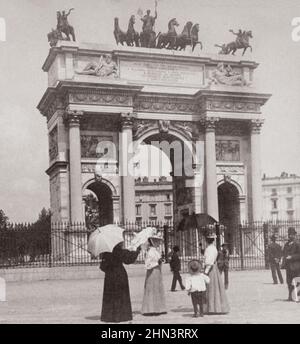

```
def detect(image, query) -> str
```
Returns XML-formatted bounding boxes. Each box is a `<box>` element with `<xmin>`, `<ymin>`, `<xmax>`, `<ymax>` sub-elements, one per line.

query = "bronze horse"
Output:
<box><xmin>156</xmin><ymin>18</ymin><xmax>179</xmax><ymax>49</ymax></box>
<box><xmin>114</xmin><ymin>16</ymin><xmax>139</xmax><ymax>47</ymax></box>
<box><xmin>224</xmin><ymin>30</ymin><xmax>253</xmax><ymax>55</ymax></box>
<box><xmin>174</xmin><ymin>22</ymin><xmax>202</xmax><ymax>51</ymax></box>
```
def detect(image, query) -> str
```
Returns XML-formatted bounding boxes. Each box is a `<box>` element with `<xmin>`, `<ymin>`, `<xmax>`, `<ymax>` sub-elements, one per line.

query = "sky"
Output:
<box><xmin>0</xmin><ymin>0</ymin><xmax>300</xmax><ymax>222</ymax></box>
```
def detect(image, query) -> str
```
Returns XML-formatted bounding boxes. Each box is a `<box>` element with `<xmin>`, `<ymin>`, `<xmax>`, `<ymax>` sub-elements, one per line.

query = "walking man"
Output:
<box><xmin>282</xmin><ymin>227</ymin><xmax>300</xmax><ymax>301</ymax></box>
<box><xmin>268</xmin><ymin>234</ymin><xmax>284</xmax><ymax>284</ymax></box>
<box><xmin>169</xmin><ymin>246</ymin><xmax>185</xmax><ymax>291</ymax></box>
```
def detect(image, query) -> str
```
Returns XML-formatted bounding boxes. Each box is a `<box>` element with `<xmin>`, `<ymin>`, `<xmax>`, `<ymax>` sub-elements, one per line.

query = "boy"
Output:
<box><xmin>185</xmin><ymin>259</ymin><xmax>210</xmax><ymax>317</ymax></box>
<box><xmin>169</xmin><ymin>245</ymin><xmax>185</xmax><ymax>291</ymax></box>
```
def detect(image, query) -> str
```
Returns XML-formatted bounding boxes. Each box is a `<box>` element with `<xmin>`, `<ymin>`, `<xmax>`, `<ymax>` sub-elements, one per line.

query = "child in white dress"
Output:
<box><xmin>185</xmin><ymin>260</ymin><xmax>210</xmax><ymax>317</ymax></box>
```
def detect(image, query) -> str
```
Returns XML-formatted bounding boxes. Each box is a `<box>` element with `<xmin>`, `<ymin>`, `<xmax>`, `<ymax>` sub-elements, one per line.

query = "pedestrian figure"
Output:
<box><xmin>170</xmin><ymin>245</ymin><xmax>185</xmax><ymax>291</ymax></box>
<box><xmin>185</xmin><ymin>260</ymin><xmax>210</xmax><ymax>318</ymax></box>
<box><xmin>217</xmin><ymin>243</ymin><xmax>230</xmax><ymax>289</ymax></box>
<box><xmin>141</xmin><ymin>237</ymin><xmax>167</xmax><ymax>315</ymax></box>
<box><xmin>268</xmin><ymin>235</ymin><xmax>284</xmax><ymax>284</ymax></box>
<box><xmin>203</xmin><ymin>227</ymin><xmax>230</xmax><ymax>314</ymax></box>
<box><xmin>282</xmin><ymin>227</ymin><xmax>300</xmax><ymax>301</ymax></box>
<box><xmin>100</xmin><ymin>242</ymin><xmax>141</xmax><ymax>322</ymax></box>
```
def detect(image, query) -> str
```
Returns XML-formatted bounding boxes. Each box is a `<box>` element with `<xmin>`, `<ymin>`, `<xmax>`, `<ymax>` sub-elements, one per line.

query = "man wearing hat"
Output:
<box><xmin>169</xmin><ymin>246</ymin><xmax>185</xmax><ymax>292</ymax></box>
<box><xmin>267</xmin><ymin>234</ymin><xmax>283</xmax><ymax>284</ymax></box>
<box><xmin>282</xmin><ymin>227</ymin><xmax>300</xmax><ymax>301</ymax></box>
<box><xmin>185</xmin><ymin>260</ymin><xmax>210</xmax><ymax>317</ymax></box>
<box><xmin>217</xmin><ymin>243</ymin><xmax>230</xmax><ymax>289</ymax></box>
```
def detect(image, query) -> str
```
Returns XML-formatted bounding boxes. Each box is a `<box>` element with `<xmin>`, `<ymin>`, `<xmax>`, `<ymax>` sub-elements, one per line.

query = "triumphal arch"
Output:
<box><xmin>38</xmin><ymin>40</ymin><xmax>270</xmax><ymax>234</ymax></box>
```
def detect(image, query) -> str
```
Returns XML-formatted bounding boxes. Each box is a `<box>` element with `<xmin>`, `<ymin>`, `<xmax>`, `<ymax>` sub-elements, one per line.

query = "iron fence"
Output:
<box><xmin>0</xmin><ymin>220</ymin><xmax>299</xmax><ymax>271</ymax></box>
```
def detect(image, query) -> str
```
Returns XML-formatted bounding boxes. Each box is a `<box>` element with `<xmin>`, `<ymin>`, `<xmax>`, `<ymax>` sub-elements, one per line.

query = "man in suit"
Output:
<box><xmin>282</xmin><ymin>227</ymin><xmax>300</xmax><ymax>301</ymax></box>
<box><xmin>268</xmin><ymin>234</ymin><xmax>284</xmax><ymax>284</ymax></box>
<box><xmin>170</xmin><ymin>246</ymin><xmax>185</xmax><ymax>291</ymax></box>
<box><xmin>217</xmin><ymin>243</ymin><xmax>230</xmax><ymax>289</ymax></box>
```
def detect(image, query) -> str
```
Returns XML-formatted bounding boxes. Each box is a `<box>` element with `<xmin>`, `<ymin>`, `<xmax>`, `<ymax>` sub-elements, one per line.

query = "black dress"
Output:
<box><xmin>100</xmin><ymin>246</ymin><xmax>140</xmax><ymax>322</ymax></box>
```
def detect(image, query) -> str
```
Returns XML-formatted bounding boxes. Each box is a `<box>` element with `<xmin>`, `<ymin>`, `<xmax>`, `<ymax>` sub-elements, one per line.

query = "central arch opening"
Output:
<box><xmin>83</xmin><ymin>181</ymin><xmax>113</xmax><ymax>226</ymax></box>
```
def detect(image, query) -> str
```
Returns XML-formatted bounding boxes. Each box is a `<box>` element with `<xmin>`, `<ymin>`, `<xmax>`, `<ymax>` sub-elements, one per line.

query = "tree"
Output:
<box><xmin>0</xmin><ymin>209</ymin><xmax>9</xmax><ymax>229</ymax></box>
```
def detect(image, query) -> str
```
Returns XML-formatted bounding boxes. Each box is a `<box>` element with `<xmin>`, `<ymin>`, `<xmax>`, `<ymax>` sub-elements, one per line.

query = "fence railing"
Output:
<box><xmin>0</xmin><ymin>220</ymin><xmax>299</xmax><ymax>271</ymax></box>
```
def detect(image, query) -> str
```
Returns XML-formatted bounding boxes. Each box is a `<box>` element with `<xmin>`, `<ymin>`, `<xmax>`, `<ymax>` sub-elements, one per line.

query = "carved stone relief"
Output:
<box><xmin>216</xmin><ymin>140</ymin><xmax>240</xmax><ymax>161</ymax></box>
<box><xmin>81</xmin><ymin>135</ymin><xmax>114</xmax><ymax>158</ymax></box>
<box><xmin>49</xmin><ymin>126</ymin><xmax>58</xmax><ymax>161</ymax></box>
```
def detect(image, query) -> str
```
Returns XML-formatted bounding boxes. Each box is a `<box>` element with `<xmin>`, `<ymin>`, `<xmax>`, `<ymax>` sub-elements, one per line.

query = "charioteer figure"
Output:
<box><xmin>139</xmin><ymin>1</ymin><xmax>158</xmax><ymax>48</ymax></box>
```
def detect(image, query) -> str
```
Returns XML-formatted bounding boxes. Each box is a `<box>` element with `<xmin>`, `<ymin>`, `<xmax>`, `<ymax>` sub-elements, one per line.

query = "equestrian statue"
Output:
<box><xmin>174</xmin><ymin>22</ymin><xmax>203</xmax><ymax>51</ymax></box>
<box><xmin>156</xmin><ymin>18</ymin><xmax>179</xmax><ymax>49</ymax></box>
<box><xmin>216</xmin><ymin>29</ymin><xmax>253</xmax><ymax>55</ymax></box>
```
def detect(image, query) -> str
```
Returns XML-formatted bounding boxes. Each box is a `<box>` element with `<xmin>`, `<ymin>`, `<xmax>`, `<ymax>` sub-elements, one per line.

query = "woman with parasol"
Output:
<box><xmin>88</xmin><ymin>224</ymin><xmax>141</xmax><ymax>323</ymax></box>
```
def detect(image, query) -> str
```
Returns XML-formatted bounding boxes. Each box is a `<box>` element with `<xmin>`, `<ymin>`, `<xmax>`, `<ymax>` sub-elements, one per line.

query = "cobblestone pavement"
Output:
<box><xmin>0</xmin><ymin>269</ymin><xmax>299</xmax><ymax>324</ymax></box>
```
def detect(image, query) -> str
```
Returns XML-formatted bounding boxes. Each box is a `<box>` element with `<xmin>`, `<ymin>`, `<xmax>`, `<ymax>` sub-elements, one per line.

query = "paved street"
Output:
<box><xmin>0</xmin><ymin>269</ymin><xmax>299</xmax><ymax>324</ymax></box>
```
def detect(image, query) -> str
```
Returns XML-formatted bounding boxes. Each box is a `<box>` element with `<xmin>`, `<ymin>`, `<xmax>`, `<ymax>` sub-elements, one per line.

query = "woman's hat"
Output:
<box><xmin>205</xmin><ymin>225</ymin><xmax>217</xmax><ymax>238</ymax></box>
<box><xmin>148</xmin><ymin>235</ymin><xmax>163</xmax><ymax>247</ymax></box>
<box><xmin>288</xmin><ymin>227</ymin><xmax>297</xmax><ymax>235</ymax></box>
<box><xmin>188</xmin><ymin>259</ymin><xmax>201</xmax><ymax>274</ymax></box>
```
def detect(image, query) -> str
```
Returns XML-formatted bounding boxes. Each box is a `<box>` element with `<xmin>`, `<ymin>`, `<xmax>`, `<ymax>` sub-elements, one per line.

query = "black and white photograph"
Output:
<box><xmin>0</xmin><ymin>0</ymin><xmax>300</xmax><ymax>328</ymax></box>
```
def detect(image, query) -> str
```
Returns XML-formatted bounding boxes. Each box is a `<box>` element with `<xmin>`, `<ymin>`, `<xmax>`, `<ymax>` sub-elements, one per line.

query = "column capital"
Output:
<box><xmin>64</xmin><ymin>110</ymin><xmax>84</xmax><ymax>126</ymax></box>
<box><xmin>200</xmin><ymin>117</ymin><xmax>219</xmax><ymax>132</ymax></box>
<box><xmin>250</xmin><ymin>119</ymin><xmax>264</xmax><ymax>134</ymax></box>
<box><xmin>120</xmin><ymin>113</ymin><xmax>135</xmax><ymax>129</ymax></box>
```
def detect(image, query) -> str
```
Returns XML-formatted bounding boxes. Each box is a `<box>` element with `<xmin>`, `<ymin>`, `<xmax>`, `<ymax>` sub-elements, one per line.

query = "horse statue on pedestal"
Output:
<box><xmin>57</xmin><ymin>9</ymin><xmax>76</xmax><ymax>41</ymax></box>
<box><xmin>222</xmin><ymin>30</ymin><xmax>253</xmax><ymax>55</ymax></box>
<box><xmin>114</xmin><ymin>16</ymin><xmax>140</xmax><ymax>47</ymax></box>
<box><xmin>156</xmin><ymin>18</ymin><xmax>179</xmax><ymax>49</ymax></box>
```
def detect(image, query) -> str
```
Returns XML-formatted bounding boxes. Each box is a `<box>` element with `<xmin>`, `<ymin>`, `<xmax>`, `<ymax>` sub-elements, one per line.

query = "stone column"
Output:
<box><xmin>65</xmin><ymin>110</ymin><xmax>84</xmax><ymax>224</ymax></box>
<box><xmin>120</xmin><ymin>114</ymin><xmax>136</xmax><ymax>223</ymax></box>
<box><xmin>250</xmin><ymin>119</ymin><xmax>264</xmax><ymax>222</ymax></box>
<box><xmin>202</xmin><ymin>117</ymin><xmax>219</xmax><ymax>221</ymax></box>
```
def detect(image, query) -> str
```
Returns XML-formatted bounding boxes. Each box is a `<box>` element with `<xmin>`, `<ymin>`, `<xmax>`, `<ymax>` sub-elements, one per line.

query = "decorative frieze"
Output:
<box><xmin>206</xmin><ymin>100</ymin><xmax>260</xmax><ymax>113</ymax></box>
<box><xmin>216</xmin><ymin>120</ymin><xmax>249</xmax><ymax>136</ymax></box>
<box><xmin>134</xmin><ymin>96</ymin><xmax>198</xmax><ymax>114</ymax></box>
<box><xmin>217</xmin><ymin>165</ymin><xmax>244</xmax><ymax>175</ymax></box>
<box><xmin>69</xmin><ymin>92</ymin><xmax>132</xmax><ymax>107</ymax></box>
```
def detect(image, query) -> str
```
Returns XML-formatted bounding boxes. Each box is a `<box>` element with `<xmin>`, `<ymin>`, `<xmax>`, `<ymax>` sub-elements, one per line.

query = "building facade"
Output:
<box><xmin>262</xmin><ymin>172</ymin><xmax>300</xmax><ymax>221</ymax></box>
<box><xmin>135</xmin><ymin>177</ymin><xmax>173</xmax><ymax>224</ymax></box>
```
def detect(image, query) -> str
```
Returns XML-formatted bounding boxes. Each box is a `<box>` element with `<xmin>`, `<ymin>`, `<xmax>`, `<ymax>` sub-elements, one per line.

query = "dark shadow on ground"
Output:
<box><xmin>171</xmin><ymin>307</ymin><xmax>194</xmax><ymax>313</ymax></box>
<box><xmin>85</xmin><ymin>315</ymin><xmax>101</xmax><ymax>321</ymax></box>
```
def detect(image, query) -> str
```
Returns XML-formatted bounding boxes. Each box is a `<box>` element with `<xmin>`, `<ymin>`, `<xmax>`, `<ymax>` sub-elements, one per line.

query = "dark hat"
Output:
<box><xmin>173</xmin><ymin>245</ymin><xmax>180</xmax><ymax>252</ymax></box>
<box><xmin>288</xmin><ymin>227</ymin><xmax>297</xmax><ymax>235</ymax></box>
<box><xmin>188</xmin><ymin>259</ymin><xmax>201</xmax><ymax>274</ymax></box>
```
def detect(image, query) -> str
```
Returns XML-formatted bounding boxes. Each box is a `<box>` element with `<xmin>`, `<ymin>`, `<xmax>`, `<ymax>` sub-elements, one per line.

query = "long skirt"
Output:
<box><xmin>203</xmin><ymin>263</ymin><xmax>230</xmax><ymax>314</ymax></box>
<box><xmin>141</xmin><ymin>265</ymin><xmax>167</xmax><ymax>315</ymax></box>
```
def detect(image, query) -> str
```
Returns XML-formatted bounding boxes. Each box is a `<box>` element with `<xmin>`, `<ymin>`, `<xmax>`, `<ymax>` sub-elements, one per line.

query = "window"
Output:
<box><xmin>166</xmin><ymin>194</ymin><xmax>170</xmax><ymax>201</ymax></box>
<box><xmin>149</xmin><ymin>204</ymin><xmax>157</xmax><ymax>216</ymax></box>
<box><xmin>271</xmin><ymin>199</ymin><xmax>277</xmax><ymax>209</ymax></box>
<box><xmin>136</xmin><ymin>204</ymin><xmax>141</xmax><ymax>216</ymax></box>
<box><xmin>271</xmin><ymin>188</ymin><xmax>277</xmax><ymax>196</ymax></box>
<box><xmin>287</xmin><ymin>198</ymin><xmax>293</xmax><ymax>209</ymax></box>
<box><xmin>287</xmin><ymin>187</ymin><xmax>292</xmax><ymax>194</ymax></box>
<box><xmin>165</xmin><ymin>204</ymin><xmax>172</xmax><ymax>215</ymax></box>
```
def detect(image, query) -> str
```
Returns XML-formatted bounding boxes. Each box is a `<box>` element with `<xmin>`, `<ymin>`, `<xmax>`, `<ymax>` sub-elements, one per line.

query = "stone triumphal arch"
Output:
<box><xmin>38</xmin><ymin>41</ymin><xmax>270</xmax><ymax>228</ymax></box>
